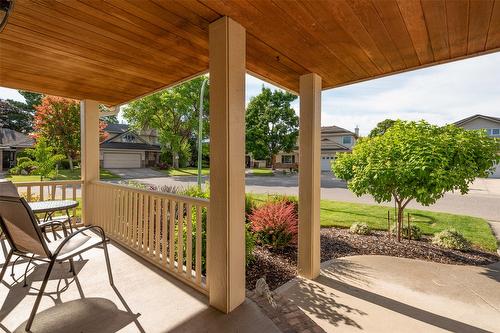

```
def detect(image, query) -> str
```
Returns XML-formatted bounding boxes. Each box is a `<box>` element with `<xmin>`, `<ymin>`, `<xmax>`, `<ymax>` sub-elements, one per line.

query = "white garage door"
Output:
<box><xmin>103</xmin><ymin>153</ymin><xmax>141</xmax><ymax>169</ymax></box>
<box><xmin>321</xmin><ymin>156</ymin><xmax>333</xmax><ymax>171</ymax></box>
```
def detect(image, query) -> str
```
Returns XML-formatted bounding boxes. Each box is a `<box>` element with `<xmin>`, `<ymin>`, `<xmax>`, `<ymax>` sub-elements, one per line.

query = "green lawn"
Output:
<box><xmin>251</xmin><ymin>194</ymin><xmax>497</xmax><ymax>252</ymax></box>
<box><xmin>160</xmin><ymin>167</ymin><xmax>210</xmax><ymax>176</ymax></box>
<box><xmin>6</xmin><ymin>169</ymin><xmax>120</xmax><ymax>182</ymax></box>
<box><xmin>251</xmin><ymin>168</ymin><xmax>274</xmax><ymax>176</ymax></box>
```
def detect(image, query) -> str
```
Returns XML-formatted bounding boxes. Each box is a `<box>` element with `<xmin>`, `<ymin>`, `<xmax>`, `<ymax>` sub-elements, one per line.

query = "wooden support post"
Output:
<box><xmin>208</xmin><ymin>16</ymin><xmax>246</xmax><ymax>313</ymax></box>
<box><xmin>80</xmin><ymin>100</ymin><xmax>100</xmax><ymax>225</ymax></box>
<box><xmin>298</xmin><ymin>73</ymin><xmax>322</xmax><ymax>280</ymax></box>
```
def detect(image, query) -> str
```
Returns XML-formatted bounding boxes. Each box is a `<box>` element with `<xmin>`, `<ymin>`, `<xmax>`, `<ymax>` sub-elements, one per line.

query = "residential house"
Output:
<box><xmin>100</xmin><ymin>124</ymin><xmax>161</xmax><ymax>169</ymax></box>
<box><xmin>272</xmin><ymin>125</ymin><xmax>359</xmax><ymax>171</ymax></box>
<box><xmin>0</xmin><ymin>125</ymin><xmax>34</xmax><ymax>172</ymax></box>
<box><xmin>454</xmin><ymin>114</ymin><xmax>500</xmax><ymax>178</ymax></box>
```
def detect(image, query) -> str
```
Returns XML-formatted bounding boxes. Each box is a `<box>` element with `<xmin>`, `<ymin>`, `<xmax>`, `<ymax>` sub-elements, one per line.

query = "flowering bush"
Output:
<box><xmin>249</xmin><ymin>202</ymin><xmax>298</xmax><ymax>248</ymax></box>
<box><xmin>432</xmin><ymin>229</ymin><xmax>471</xmax><ymax>251</ymax></box>
<box><xmin>349</xmin><ymin>222</ymin><xmax>371</xmax><ymax>235</ymax></box>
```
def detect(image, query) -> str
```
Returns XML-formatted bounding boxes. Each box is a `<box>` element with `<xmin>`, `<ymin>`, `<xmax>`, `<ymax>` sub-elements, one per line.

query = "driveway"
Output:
<box><xmin>106</xmin><ymin>168</ymin><xmax>166</xmax><ymax>179</ymax></box>
<box><xmin>277</xmin><ymin>255</ymin><xmax>500</xmax><ymax>332</ymax></box>
<box><xmin>119</xmin><ymin>172</ymin><xmax>500</xmax><ymax>222</ymax></box>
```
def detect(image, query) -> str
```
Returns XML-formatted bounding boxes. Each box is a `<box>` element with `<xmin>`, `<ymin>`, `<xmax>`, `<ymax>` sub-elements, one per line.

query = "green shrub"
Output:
<box><xmin>180</xmin><ymin>184</ymin><xmax>209</xmax><ymax>199</ymax></box>
<box><xmin>349</xmin><ymin>222</ymin><xmax>371</xmax><ymax>235</ymax></box>
<box><xmin>432</xmin><ymin>229</ymin><xmax>471</xmax><ymax>251</ymax></box>
<box><xmin>245</xmin><ymin>193</ymin><xmax>257</xmax><ymax>217</ymax></box>
<box><xmin>391</xmin><ymin>225</ymin><xmax>422</xmax><ymax>240</ymax></box>
<box><xmin>245</xmin><ymin>224</ymin><xmax>256</xmax><ymax>264</ymax></box>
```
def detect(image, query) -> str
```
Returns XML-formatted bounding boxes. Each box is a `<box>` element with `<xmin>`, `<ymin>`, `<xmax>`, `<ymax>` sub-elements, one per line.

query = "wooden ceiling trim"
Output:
<box><xmin>306</xmin><ymin>0</ymin><xmax>393</xmax><ymax>74</ymax></box>
<box><xmin>269</xmin><ymin>0</ymin><xmax>374</xmax><ymax>78</ymax></box>
<box><xmin>14</xmin><ymin>3</ymin><xmax>203</xmax><ymax>75</ymax></box>
<box><xmin>0</xmin><ymin>25</ymin><xmax>173</xmax><ymax>86</ymax></box>
<box><xmin>202</xmin><ymin>0</ymin><xmax>355</xmax><ymax>84</ymax></box>
<box><xmin>0</xmin><ymin>61</ymin><xmax>138</xmax><ymax>101</ymax></box>
<box><xmin>0</xmin><ymin>38</ymin><xmax>162</xmax><ymax>91</ymax></box>
<box><xmin>396</xmin><ymin>0</ymin><xmax>434</xmax><ymax>64</ymax></box>
<box><xmin>371</xmin><ymin>0</ymin><xmax>420</xmax><ymax>68</ymax></box>
<box><xmin>346</xmin><ymin>0</ymin><xmax>406</xmax><ymax>71</ymax></box>
<box><xmin>485</xmin><ymin>0</ymin><xmax>500</xmax><ymax>49</ymax></box>
<box><xmin>420</xmin><ymin>0</ymin><xmax>450</xmax><ymax>61</ymax></box>
<box><xmin>105</xmin><ymin>0</ymin><xmax>208</xmax><ymax>50</ymax></box>
<box><xmin>45</xmin><ymin>0</ymin><xmax>208</xmax><ymax>69</ymax></box>
<box><xmin>174</xmin><ymin>0</ymin><xmax>220</xmax><ymax>22</ymax></box>
<box><xmin>0</xmin><ymin>70</ymin><xmax>132</xmax><ymax>104</ymax></box>
<box><xmin>467</xmin><ymin>0</ymin><xmax>495</xmax><ymax>54</ymax></box>
<box><xmin>73</xmin><ymin>0</ymin><xmax>208</xmax><ymax>59</ymax></box>
<box><xmin>445</xmin><ymin>0</ymin><xmax>469</xmax><ymax>58</ymax></box>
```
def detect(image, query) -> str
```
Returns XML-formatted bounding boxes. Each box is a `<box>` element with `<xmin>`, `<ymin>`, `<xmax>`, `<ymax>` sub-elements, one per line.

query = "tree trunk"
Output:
<box><xmin>270</xmin><ymin>154</ymin><xmax>275</xmax><ymax>170</ymax></box>
<box><xmin>172</xmin><ymin>151</ymin><xmax>179</xmax><ymax>169</ymax></box>
<box><xmin>397</xmin><ymin>205</ymin><xmax>403</xmax><ymax>242</ymax></box>
<box><xmin>68</xmin><ymin>154</ymin><xmax>74</xmax><ymax>171</ymax></box>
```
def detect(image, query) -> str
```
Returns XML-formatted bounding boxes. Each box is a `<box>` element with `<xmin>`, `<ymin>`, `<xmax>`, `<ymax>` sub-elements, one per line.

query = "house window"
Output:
<box><xmin>282</xmin><ymin>155</ymin><xmax>295</xmax><ymax>164</ymax></box>
<box><xmin>123</xmin><ymin>134</ymin><xmax>136</xmax><ymax>143</ymax></box>
<box><xmin>342</xmin><ymin>136</ymin><xmax>352</xmax><ymax>145</ymax></box>
<box><xmin>487</xmin><ymin>128</ymin><xmax>500</xmax><ymax>136</ymax></box>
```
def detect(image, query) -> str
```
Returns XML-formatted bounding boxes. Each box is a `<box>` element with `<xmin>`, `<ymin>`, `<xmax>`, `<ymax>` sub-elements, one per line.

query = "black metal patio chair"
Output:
<box><xmin>0</xmin><ymin>180</ymin><xmax>114</xmax><ymax>332</ymax></box>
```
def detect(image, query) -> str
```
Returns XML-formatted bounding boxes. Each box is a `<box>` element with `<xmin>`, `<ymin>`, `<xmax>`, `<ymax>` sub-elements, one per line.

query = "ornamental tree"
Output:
<box><xmin>33</xmin><ymin>96</ymin><xmax>108</xmax><ymax>170</ymax></box>
<box><xmin>22</xmin><ymin>137</ymin><xmax>65</xmax><ymax>181</ymax></box>
<box><xmin>333</xmin><ymin>120</ymin><xmax>499</xmax><ymax>242</ymax></box>
<box><xmin>246</xmin><ymin>87</ymin><xmax>298</xmax><ymax>167</ymax></box>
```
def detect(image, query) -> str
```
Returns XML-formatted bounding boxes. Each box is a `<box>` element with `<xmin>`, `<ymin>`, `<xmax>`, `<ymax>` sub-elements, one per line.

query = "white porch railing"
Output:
<box><xmin>14</xmin><ymin>180</ymin><xmax>82</xmax><ymax>226</ymax></box>
<box><xmin>88</xmin><ymin>181</ymin><xmax>209</xmax><ymax>294</ymax></box>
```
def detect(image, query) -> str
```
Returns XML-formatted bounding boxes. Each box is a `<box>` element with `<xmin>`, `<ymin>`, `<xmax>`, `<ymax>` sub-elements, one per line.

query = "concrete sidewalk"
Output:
<box><xmin>277</xmin><ymin>255</ymin><xmax>500</xmax><ymax>333</ymax></box>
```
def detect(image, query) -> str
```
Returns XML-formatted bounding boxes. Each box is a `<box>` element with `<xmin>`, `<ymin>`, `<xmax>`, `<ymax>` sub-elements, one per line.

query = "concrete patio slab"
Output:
<box><xmin>0</xmin><ymin>239</ymin><xmax>279</xmax><ymax>333</ymax></box>
<box><xmin>277</xmin><ymin>255</ymin><xmax>500</xmax><ymax>333</ymax></box>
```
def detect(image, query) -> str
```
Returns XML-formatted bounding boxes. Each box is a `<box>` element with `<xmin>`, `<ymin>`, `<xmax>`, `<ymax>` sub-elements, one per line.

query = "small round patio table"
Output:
<box><xmin>29</xmin><ymin>200</ymin><xmax>79</xmax><ymax>237</ymax></box>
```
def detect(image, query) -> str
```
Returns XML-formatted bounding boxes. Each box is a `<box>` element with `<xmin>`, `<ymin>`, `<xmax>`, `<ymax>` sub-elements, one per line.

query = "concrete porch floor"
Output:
<box><xmin>277</xmin><ymin>255</ymin><xmax>500</xmax><ymax>333</ymax></box>
<box><xmin>0</xmin><ymin>239</ymin><xmax>279</xmax><ymax>333</ymax></box>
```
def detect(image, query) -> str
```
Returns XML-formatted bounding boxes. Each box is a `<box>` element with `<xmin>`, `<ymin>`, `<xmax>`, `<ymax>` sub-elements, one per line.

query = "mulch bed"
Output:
<box><xmin>246</xmin><ymin>227</ymin><xmax>499</xmax><ymax>290</ymax></box>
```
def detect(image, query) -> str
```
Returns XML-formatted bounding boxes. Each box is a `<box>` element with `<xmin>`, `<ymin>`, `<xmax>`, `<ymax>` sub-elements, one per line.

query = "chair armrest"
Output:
<box><xmin>39</xmin><ymin>220</ymin><xmax>68</xmax><ymax>237</ymax></box>
<box><xmin>52</xmin><ymin>225</ymin><xmax>107</xmax><ymax>258</ymax></box>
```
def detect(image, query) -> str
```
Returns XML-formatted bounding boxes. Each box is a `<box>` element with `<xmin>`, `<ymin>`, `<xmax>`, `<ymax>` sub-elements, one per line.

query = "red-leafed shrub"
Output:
<box><xmin>249</xmin><ymin>202</ymin><xmax>298</xmax><ymax>248</ymax></box>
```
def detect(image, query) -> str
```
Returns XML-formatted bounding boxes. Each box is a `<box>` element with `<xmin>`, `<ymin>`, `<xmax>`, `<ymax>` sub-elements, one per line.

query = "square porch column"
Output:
<box><xmin>80</xmin><ymin>99</ymin><xmax>100</xmax><ymax>225</ymax></box>
<box><xmin>208</xmin><ymin>16</ymin><xmax>246</xmax><ymax>313</ymax></box>
<box><xmin>298</xmin><ymin>73</ymin><xmax>322</xmax><ymax>279</ymax></box>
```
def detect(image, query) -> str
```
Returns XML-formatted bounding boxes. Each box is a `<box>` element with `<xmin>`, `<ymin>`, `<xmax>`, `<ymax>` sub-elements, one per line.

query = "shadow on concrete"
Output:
<box><xmin>480</xmin><ymin>261</ymin><xmax>500</xmax><ymax>283</ymax></box>
<box><xmin>314</xmin><ymin>274</ymin><xmax>491</xmax><ymax>333</ymax></box>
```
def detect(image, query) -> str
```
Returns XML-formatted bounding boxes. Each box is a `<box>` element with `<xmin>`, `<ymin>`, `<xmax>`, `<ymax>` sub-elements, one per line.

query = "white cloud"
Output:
<box><xmin>0</xmin><ymin>87</ymin><xmax>25</xmax><ymax>102</ymax></box>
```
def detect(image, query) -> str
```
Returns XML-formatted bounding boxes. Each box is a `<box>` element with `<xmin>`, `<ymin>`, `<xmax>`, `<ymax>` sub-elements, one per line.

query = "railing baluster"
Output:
<box><xmin>169</xmin><ymin>200</ymin><xmax>176</xmax><ymax>271</ymax></box>
<box><xmin>162</xmin><ymin>198</ymin><xmax>168</xmax><ymax>267</ymax></box>
<box><xmin>149</xmin><ymin>195</ymin><xmax>154</xmax><ymax>257</ymax></box>
<box><xmin>27</xmin><ymin>186</ymin><xmax>32</xmax><ymax>202</ymax></box>
<box><xmin>39</xmin><ymin>185</ymin><xmax>44</xmax><ymax>201</ymax></box>
<box><xmin>142</xmin><ymin>194</ymin><xmax>149</xmax><ymax>254</ymax></box>
<box><xmin>186</xmin><ymin>203</ymin><xmax>193</xmax><ymax>281</ymax></box>
<box><xmin>196</xmin><ymin>205</ymin><xmax>202</xmax><ymax>285</ymax></box>
<box><xmin>155</xmin><ymin>197</ymin><xmax>161</xmax><ymax>259</ymax></box>
<box><xmin>177</xmin><ymin>201</ymin><xmax>184</xmax><ymax>275</ymax></box>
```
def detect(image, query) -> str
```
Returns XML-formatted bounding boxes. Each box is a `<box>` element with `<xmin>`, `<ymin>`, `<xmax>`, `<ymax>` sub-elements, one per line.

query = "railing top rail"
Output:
<box><xmin>91</xmin><ymin>180</ymin><xmax>210</xmax><ymax>206</ymax></box>
<box><xmin>13</xmin><ymin>180</ymin><xmax>83</xmax><ymax>186</ymax></box>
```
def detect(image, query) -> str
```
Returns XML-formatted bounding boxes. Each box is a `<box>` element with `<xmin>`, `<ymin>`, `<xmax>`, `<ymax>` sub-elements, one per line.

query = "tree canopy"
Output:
<box><xmin>33</xmin><ymin>96</ymin><xmax>108</xmax><ymax>170</ymax></box>
<box><xmin>123</xmin><ymin>76</ymin><xmax>209</xmax><ymax>168</ymax></box>
<box><xmin>0</xmin><ymin>99</ymin><xmax>33</xmax><ymax>133</ymax></box>
<box><xmin>368</xmin><ymin>118</ymin><xmax>396</xmax><ymax>138</ymax></box>
<box><xmin>333</xmin><ymin>120</ymin><xmax>499</xmax><ymax>241</ymax></box>
<box><xmin>245</xmin><ymin>87</ymin><xmax>299</xmax><ymax>164</ymax></box>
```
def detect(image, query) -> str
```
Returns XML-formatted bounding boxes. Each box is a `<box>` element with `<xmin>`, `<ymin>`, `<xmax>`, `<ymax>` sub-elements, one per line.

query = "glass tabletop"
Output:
<box><xmin>28</xmin><ymin>200</ymin><xmax>79</xmax><ymax>214</ymax></box>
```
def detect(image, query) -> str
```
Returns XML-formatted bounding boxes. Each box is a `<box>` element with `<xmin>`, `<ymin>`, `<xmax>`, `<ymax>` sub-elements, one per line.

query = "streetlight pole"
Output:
<box><xmin>197</xmin><ymin>77</ymin><xmax>208</xmax><ymax>189</ymax></box>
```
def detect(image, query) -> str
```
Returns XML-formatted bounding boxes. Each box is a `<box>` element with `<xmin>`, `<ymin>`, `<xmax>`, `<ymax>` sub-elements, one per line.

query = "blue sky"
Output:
<box><xmin>2</xmin><ymin>52</ymin><xmax>500</xmax><ymax>136</ymax></box>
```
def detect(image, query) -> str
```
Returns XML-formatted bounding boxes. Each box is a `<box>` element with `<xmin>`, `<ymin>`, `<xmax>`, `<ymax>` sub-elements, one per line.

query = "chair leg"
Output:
<box><xmin>25</xmin><ymin>259</ymin><xmax>56</xmax><ymax>332</ymax></box>
<box><xmin>0</xmin><ymin>250</ymin><xmax>13</xmax><ymax>282</ymax></box>
<box><xmin>68</xmin><ymin>258</ymin><xmax>76</xmax><ymax>276</ymax></box>
<box><xmin>102</xmin><ymin>242</ymin><xmax>114</xmax><ymax>287</ymax></box>
<box><xmin>22</xmin><ymin>255</ymin><xmax>34</xmax><ymax>287</ymax></box>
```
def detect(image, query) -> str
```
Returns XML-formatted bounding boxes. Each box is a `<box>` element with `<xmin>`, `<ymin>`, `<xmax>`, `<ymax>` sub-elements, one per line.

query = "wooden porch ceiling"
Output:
<box><xmin>1</xmin><ymin>0</ymin><xmax>499</xmax><ymax>105</ymax></box>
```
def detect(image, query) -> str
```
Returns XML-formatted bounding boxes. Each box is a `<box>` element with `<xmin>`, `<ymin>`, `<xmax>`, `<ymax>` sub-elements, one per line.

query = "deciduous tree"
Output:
<box><xmin>333</xmin><ymin>120</ymin><xmax>499</xmax><ymax>241</ymax></box>
<box><xmin>123</xmin><ymin>76</ymin><xmax>209</xmax><ymax>168</ymax></box>
<box><xmin>33</xmin><ymin>96</ymin><xmax>108</xmax><ymax>170</ymax></box>
<box><xmin>245</xmin><ymin>87</ymin><xmax>298</xmax><ymax>167</ymax></box>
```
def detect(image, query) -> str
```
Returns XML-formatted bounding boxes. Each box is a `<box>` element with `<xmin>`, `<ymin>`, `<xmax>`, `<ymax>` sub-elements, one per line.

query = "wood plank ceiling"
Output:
<box><xmin>1</xmin><ymin>0</ymin><xmax>499</xmax><ymax>105</ymax></box>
